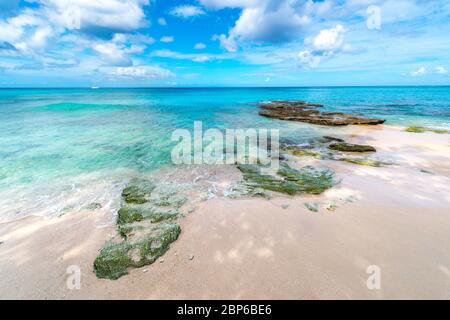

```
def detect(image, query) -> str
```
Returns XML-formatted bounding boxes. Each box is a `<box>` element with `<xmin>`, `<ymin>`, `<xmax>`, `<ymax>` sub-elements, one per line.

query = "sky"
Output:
<box><xmin>0</xmin><ymin>0</ymin><xmax>449</xmax><ymax>87</ymax></box>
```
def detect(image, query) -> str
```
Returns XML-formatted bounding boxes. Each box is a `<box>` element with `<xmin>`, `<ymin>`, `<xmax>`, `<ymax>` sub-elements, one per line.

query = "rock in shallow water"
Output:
<box><xmin>328</xmin><ymin>142</ymin><xmax>376</xmax><ymax>153</ymax></box>
<box><xmin>121</xmin><ymin>179</ymin><xmax>156</xmax><ymax>204</ymax></box>
<box><xmin>259</xmin><ymin>101</ymin><xmax>385</xmax><ymax>126</ymax></box>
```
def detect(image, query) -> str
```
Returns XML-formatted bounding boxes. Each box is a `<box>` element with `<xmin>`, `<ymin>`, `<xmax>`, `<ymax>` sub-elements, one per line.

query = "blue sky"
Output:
<box><xmin>0</xmin><ymin>0</ymin><xmax>449</xmax><ymax>87</ymax></box>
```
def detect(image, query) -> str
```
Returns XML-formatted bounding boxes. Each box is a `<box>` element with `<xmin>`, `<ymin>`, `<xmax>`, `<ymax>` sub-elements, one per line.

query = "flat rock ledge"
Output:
<box><xmin>259</xmin><ymin>100</ymin><xmax>385</xmax><ymax>126</ymax></box>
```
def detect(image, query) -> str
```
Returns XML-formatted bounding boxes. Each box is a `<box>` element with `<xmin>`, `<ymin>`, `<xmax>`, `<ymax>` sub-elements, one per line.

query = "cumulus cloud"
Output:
<box><xmin>93</xmin><ymin>42</ymin><xmax>132</xmax><ymax>67</ymax></box>
<box><xmin>111</xmin><ymin>65</ymin><xmax>174</xmax><ymax>78</ymax></box>
<box><xmin>44</xmin><ymin>0</ymin><xmax>150</xmax><ymax>36</ymax></box>
<box><xmin>212</xmin><ymin>34</ymin><xmax>238</xmax><ymax>52</ymax></box>
<box><xmin>435</xmin><ymin>66</ymin><xmax>448</xmax><ymax>74</ymax></box>
<box><xmin>298</xmin><ymin>24</ymin><xmax>348</xmax><ymax>68</ymax></box>
<box><xmin>202</xmin><ymin>0</ymin><xmax>317</xmax><ymax>52</ymax></box>
<box><xmin>410</xmin><ymin>66</ymin><xmax>426</xmax><ymax>77</ymax></box>
<box><xmin>170</xmin><ymin>5</ymin><xmax>205</xmax><ymax>18</ymax></box>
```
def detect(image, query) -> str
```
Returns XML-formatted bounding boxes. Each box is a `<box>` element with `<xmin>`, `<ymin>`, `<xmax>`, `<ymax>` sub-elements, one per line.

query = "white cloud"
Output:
<box><xmin>44</xmin><ymin>0</ymin><xmax>150</xmax><ymax>34</ymax></box>
<box><xmin>150</xmin><ymin>49</ymin><xmax>218</xmax><ymax>63</ymax></box>
<box><xmin>93</xmin><ymin>42</ymin><xmax>132</xmax><ymax>67</ymax></box>
<box><xmin>160</xmin><ymin>36</ymin><xmax>174</xmax><ymax>43</ymax></box>
<box><xmin>435</xmin><ymin>66</ymin><xmax>448</xmax><ymax>74</ymax></box>
<box><xmin>111</xmin><ymin>65</ymin><xmax>174</xmax><ymax>78</ymax></box>
<box><xmin>212</xmin><ymin>34</ymin><xmax>238</xmax><ymax>52</ymax></box>
<box><xmin>298</xmin><ymin>24</ymin><xmax>348</xmax><ymax>68</ymax></box>
<box><xmin>410</xmin><ymin>66</ymin><xmax>426</xmax><ymax>77</ymax></box>
<box><xmin>311</xmin><ymin>24</ymin><xmax>346</xmax><ymax>52</ymax></box>
<box><xmin>198</xmin><ymin>0</ymin><xmax>259</xmax><ymax>9</ymax></box>
<box><xmin>202</xmin><ymin>0</ymin><xmax>315</xmax><ymax>51</ymax></box>
<box><xmin>170</xmin><ymin>5</ymin><xmax>205</xmax><ymax>18</ymax></box>
<box><xmin>194</xmin><ymin>42</ymin><xmax>206</xmax><ymax>50</ymax></box>
<box><xmin>158</xmin><ymin>17</ymin><xmax>167</xmax><ymax>26</ymax></box>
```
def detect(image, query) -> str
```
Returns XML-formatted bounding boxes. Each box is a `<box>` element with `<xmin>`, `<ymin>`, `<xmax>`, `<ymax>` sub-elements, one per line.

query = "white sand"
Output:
<box><xmin>1</xmin><ymin>125</ymin><xmax>449</xmax><ymax>299</ymax></box>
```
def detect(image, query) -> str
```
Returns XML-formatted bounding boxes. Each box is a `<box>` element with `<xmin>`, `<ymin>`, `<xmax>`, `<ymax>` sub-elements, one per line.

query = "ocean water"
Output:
<box><xmin>1</xmin><ymin>86</ymin><xmax>449</xmax><ymax>222</ymax></box>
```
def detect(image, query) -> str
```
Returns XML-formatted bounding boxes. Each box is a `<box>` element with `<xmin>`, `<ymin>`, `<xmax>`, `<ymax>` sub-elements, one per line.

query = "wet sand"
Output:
<box><xmin>1</xmin><ymin>125</ymin><xmax>449</xmax><ymax>299</ymax></box>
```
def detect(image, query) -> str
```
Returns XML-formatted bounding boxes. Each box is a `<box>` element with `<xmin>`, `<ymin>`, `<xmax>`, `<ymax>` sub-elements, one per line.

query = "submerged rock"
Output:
<box><xmin>281</xmin><ymin>145</ymin><xmax>322</xmax><ymax>158</ymax></box>
<box><xmin>121</xmin><ymin>179</ymin><xmax>156</xmax><ymax>204</ymax></box>
<box><xmin>94</xmin><ymin>222</ymin><xmax>181</xmax><ymax>280</ymax></box>
<box><xmin>259</xmin><ymin>101</ymin><xmax>385</xmax><ymax>126</ymax></box>
<box><xmin>84</xmin><ymin>202</ymin><xmax>102</xmax><ymax>210</ymax></box>
<box><xmin>405</xmin><ymin>126</ymin><xmax>449</xmax><ymax>134</ymax></box>
<box><xmin>339</xmin><ymin>157</ymin><xmax>389</xmax><ymax>167</ymax></box>
<box><xmin>321</xmin><ymin>136</ymin><xmax>345</xmax><ymax>143</ymax></box>
<box><xmin>328</xmin><ymin>142</ymin><xmax>376</xmax><ymax>153</ymax></box>
<box><xmin>304</xmin><ymin>202</ymin><xmax>320</xmax><ymax>212</ymax></box>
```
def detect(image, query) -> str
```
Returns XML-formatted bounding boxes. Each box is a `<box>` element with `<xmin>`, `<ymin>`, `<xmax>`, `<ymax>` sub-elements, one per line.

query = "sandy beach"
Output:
<box><xmin>1</xmin><ymin>125</ymin><xmax>449</xmax><ymax>299</ymax></box>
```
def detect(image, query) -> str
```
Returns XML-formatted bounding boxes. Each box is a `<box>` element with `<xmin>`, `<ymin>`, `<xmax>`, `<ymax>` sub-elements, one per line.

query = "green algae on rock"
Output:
<box><xmin>237</xmin><ymin>163</ymin><xmax>334</xmax><ymax>196</ymax></box>
<box><xmin>121</xmin><ymin>179</ymin><xmax>156</xmax><ymax>204</ymax></box>
<box><xmin>277</xmin><ymin>163</ymin><xmax>335</xmax><ymax>195</ymax></box>
<box><xmin>281</xmin><ymin>145</ymin><xmax>322</xmax><ymax>158</ymax></box>
<box><xmin>405</xmin><ymin>126</ymin><xmax>449</xmax><ymax>134</ymax></box>
<box><xmin>94</xmin><ymin>179</ymin><xmax>186</xmax><ymax>280</ymax></box>
<box><xmin>118</xmin><ymin>206</ymin><xmax>179</xmax><ymax>225</ymax></box>
<box><xmin>328</xmin><ymin>142</ymin><xmax>376</xmax><ymax>153</ymax></box>
<box><xmin>339</xmin><ymin>157</ymin><xmax>390</xmax><ymax>167</ymax></box>
<box><xmin>94</xmin><ymin>222</ymin><xmax>181</xmax><ymax>280</ymax></box>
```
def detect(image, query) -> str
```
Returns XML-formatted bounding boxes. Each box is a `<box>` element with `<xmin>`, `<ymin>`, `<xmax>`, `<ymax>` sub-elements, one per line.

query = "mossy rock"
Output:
<box><xmin>277</xmin><ymin>163</ymin><xmax>334</xmax><ymax>195</ymax></box>
<box><xmin>340</xmin><ymin>157</ymin><xmax>389</xmax><ymax>167</ymax></box>
<box><xmin>150</xmin><ymin>193</ymin><xmax>187</xmax><ymax>208</ymax></box>
<box><xmin>237</xmin><ymin>164</ymin><xmax>301</xmax><ymax>195</ymax></box>
<box><xmin>122</xmin><ymin>179</ymin><xmax>156</xmax><ymax>204</ymax></box>
<box><xmin>405</xmin><ymin>126</ymin><xmax>427</xmax><ymax>133</ymax></box>
<box><xmin>117</xmin><ymin>206</ymin><xmax>179</xmax><ymax>225</ymax></box>
<box><xmin>405</xmin><ymin>126</ymin><xmax>449</xmax><ymax>134</ymax></box>
<box><xmin>328</xmin><ymin>142</ymin><xmax>376</xmax><ymax>153</ymax></box>
<box><xmin>281</xmin><ymin>146</ymin><xmax>322</xmax><ymax>158</ymax></box>
<box><xmin>237</xmin><ymin>163</ymin><xmax>334</xmax><ymax>196</ymax></box>
<box><xmin>320</xmin><ymin>136</ymin><xmax>345</xmax><ymax>143</ymax></box>
<box><xmin>94</xmin><ymin>222</ymin><xmax>181</xmax><ymax>280</ymax></box>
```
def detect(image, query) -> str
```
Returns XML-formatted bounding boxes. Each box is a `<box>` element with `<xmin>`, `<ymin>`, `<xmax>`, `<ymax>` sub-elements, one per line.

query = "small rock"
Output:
<box><xmin>143</xmin><ymin>269</ymin><xmax>148</xmax><ymax>273</ymax></box>
<box><xmin>281</xmin><ymin>204</ymin><xmax>289</xmax><ymax>209</ymax></box>
<box><xmin>189</xmin><ymin>255</ymin><xmax>195</xmax><ymax>261</ymax></box>
<box><xmin>188</xmin><ymin>207</ymin><xmax>196</xmax><ymax>213</ymax></box>
<box><xmin>304</xmin><ymin>202</ymin><xmax>320</xmax><ymax>213</ymax></box>
<box><xmin>322</xmin><ymin>136</ymin><xmax>345</xmax><ymax>143</ymax></box>
<box><xmin>329</xmin><ymin>142</ymin><xmax>376</xmax><ymax>153</ymax></box>
<box><xmin>85</xmin><ymin>202</ymin><xmax>102</xmax><ymax>210</ymax></box>
<box><xmin>159</xmin><ymin>259</ymin><xmax>164</xmax><ymax>263</ymax></box>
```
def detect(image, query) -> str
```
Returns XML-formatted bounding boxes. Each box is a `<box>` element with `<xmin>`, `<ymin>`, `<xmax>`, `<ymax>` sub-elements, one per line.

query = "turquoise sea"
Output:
<box><xmin>1</xmin><ymin>87</ymin><xmax>449</xmax><ymax>222</ymax></box>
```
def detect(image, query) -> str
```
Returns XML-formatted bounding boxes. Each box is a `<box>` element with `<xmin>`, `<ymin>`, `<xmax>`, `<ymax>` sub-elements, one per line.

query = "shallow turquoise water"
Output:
<box><xmin>1</xmin><ymin>87</ymin><xmax>449</xmax><ymax>221</ymax></box>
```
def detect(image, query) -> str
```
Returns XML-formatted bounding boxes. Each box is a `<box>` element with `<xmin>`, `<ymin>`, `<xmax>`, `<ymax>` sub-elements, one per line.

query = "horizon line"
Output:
<box><xmin>1</xmin><ymin>85</ymin><xmax>450</xmax><ymax>89</ymax></box>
